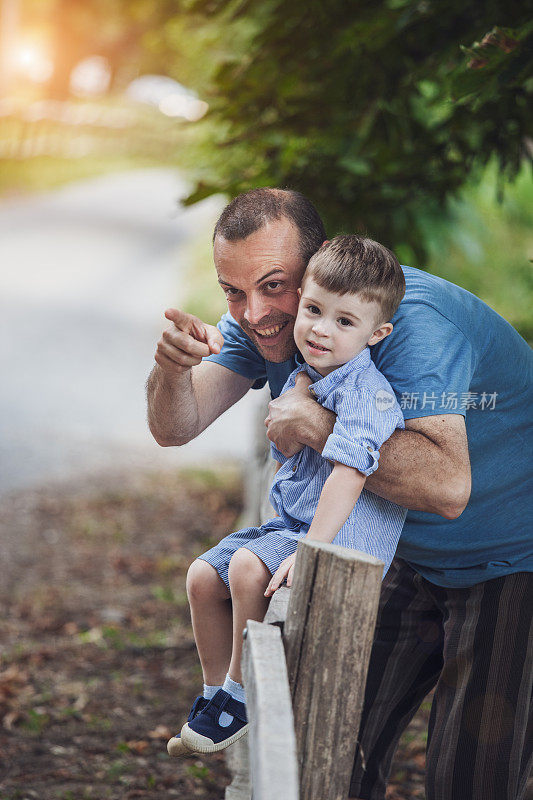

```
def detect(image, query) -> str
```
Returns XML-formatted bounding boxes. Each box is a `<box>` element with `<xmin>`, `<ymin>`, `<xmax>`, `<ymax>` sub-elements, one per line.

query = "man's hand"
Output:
<box><xmin>154</xmin><ymin>308</ymin><xmax>224</xmax><ymax>376</ymax></box>
<box><xmin>264</xmin><ymin>372</ymin><xmax>313</xmax><ymax>457</ymax></box>
<box><xmin>265</xmin><ymin>372</ymin><xmax>335</xmax><ymax>457</ymax></box>
<box><xmin>264</xmin><ymin>553</ymin><xmax>297</xmax><ymax>597</ymax></box>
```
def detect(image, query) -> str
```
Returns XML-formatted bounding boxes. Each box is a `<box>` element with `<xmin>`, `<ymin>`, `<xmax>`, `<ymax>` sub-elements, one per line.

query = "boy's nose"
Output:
<box><xmin>311</xmin><ymin>321</ymin><xmax>328</xmax><ymax>337</ymax></box>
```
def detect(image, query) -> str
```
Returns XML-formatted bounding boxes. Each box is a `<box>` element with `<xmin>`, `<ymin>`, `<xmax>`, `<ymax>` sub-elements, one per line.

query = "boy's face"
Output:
<box><xmin>293</xmin><ymin>276</ymin><xmax>392</xmax><ymax>376</ymax></box>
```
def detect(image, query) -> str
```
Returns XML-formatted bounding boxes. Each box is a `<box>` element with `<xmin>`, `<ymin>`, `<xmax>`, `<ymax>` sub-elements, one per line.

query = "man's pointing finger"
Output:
<box><xmin>162</xmin><ymin>308</ymin><xmax>223</xmax><ymax>357</ymax></box>
<box><xmin>164</xmin><ymin>307</ymin><xmax>190</xmax><ymax>328</ymax></box>
<box><xmin>188</xmin><ymin>319</ymin><xmax>223</xmax><ymax>354</ymax></box>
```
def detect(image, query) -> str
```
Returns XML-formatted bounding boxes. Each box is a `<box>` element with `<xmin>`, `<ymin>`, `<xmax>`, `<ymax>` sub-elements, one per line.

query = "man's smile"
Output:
<box><xmin>253</xmin><ymin>321</ymin><xmax>289</xmax><ymax>339</ymax></box>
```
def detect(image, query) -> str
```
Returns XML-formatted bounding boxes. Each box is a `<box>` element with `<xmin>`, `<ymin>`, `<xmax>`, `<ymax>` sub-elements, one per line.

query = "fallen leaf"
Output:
<box><xmin>126</xmin><ymin>739</ymin><xmax>150</xmax><ymax>753</ymax></box>
<box><xmin>148</xmin><ymin>724</ymin><xmax>172</xmax><ymax>740</ymax></box>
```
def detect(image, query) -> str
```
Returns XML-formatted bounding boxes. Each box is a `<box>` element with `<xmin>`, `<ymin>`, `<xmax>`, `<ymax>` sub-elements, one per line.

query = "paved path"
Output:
<box><xmin>0</xmin><ymin>169</ymin><xmax>268</xmax><ymax>496</ymax></box>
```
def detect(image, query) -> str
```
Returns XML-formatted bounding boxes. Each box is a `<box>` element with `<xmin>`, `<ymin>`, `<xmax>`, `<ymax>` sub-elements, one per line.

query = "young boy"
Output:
<box><xmin>167</xmin><ymin>235</ymin><xmax>406</xmax><ymax>757</ymax></box>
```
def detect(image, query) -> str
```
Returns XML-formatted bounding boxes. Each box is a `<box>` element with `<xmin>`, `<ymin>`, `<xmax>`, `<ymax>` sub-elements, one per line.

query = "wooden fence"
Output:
<box><xmin>235</xmin><ymin>540</ymin><xmax>382</xmax><ymax>800</ymax></box>
<box><xmin>225</xmin><ymin>404</ymin><xmax>384</xmax><ymax>799</ymax></box>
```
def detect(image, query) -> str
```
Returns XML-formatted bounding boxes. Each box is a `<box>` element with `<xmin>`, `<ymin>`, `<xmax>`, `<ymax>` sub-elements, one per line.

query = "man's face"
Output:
<box><xmin>214</xmin><ymin>218</ymin><xmax>306</xmax><ymax>362</ymax></box>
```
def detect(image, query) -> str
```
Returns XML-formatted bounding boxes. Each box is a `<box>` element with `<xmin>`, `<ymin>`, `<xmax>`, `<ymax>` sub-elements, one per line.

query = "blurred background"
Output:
<box><xmin>0</xmin><ymin>2</ymin><xmax>531</xmax><ymax>797</ymax></box>
<box><xmin>0</xmin><ymin>0</ymin><xmax>531</xmax><ymax>496</ymax></box>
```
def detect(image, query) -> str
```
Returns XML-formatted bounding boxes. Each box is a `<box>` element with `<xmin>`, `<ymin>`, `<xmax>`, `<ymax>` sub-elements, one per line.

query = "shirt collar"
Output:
<box><xmin>296</xmin><ymin>347</ymin><xmax>371</xmax><ymax>400</ymax></box>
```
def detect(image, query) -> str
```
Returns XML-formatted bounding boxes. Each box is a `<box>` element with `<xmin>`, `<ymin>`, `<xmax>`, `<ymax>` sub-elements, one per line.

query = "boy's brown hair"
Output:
<box><xmin>304</xmin><ymin>234</ymin><xmax>405</xmax><ymax>323</ymax></box>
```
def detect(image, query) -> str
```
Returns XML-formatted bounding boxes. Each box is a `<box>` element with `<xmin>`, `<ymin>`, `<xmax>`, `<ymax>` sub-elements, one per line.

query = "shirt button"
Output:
<box><xmin>309</xmin><ymin>387</ymin><xmax>317</xmax><ymax>398</ymax></box>
<box><xmin>367</xmin><ymin>445</ymin><xmax>373</xmax><ymax>453</ymax></box>
<box><xmin>292</xmin><ymin>464</ymin><xmax>297</xmax><ymax>472</ymax></box>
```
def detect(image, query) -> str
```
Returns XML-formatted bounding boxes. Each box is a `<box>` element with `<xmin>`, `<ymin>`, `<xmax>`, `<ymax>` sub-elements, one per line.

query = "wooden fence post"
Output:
<box><xmin>242</xmin><ymin>620</ymin><xmax>299</xmax><ymax>800</ymax></box>
<box><xmin>284</xmin><ymin>539</ymin><xmax>383</xmax><ymax>800</ymax></box>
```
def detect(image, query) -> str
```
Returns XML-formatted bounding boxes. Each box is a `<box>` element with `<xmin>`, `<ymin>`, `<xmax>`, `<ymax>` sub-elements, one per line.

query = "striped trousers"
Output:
<box><xmin>349</xmin><ymin>559</ymin><xmax>533</xmax><ymax>800</ymax></box>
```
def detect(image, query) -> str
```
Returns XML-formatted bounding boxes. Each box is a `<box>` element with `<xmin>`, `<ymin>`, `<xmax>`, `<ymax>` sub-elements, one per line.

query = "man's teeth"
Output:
<box><xmin>256</xmin><ymin>324</ymin><xmax>283</xmax><ymax>337</ymax></box>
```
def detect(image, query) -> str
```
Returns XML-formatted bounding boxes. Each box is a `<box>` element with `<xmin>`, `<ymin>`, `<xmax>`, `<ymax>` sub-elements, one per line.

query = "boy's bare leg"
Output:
<box><xmin>186</xmin><ymin>559</ymin><xmax>233</xmax><ymax>686</ymax></box>
<box><xmin>227</xmin><ymin>548</ymin><xmax>271</xmax><ymax>684</ymax></box>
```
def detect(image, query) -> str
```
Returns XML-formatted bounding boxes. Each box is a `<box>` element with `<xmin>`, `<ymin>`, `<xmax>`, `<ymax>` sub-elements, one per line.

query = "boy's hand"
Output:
<box><xmin>155</xmin><ymin>308</ymin><xmax>224</xmax><ymax>375</ymax></box>
<box><xmin>294</xmin><ymin>371</ymin><xmax>313</xmax><ymax>391</ymax></box>
<box><xmin>264</xmin><ymin>553</ymin><xmax>297</xmax><ymax>597</ymax></box>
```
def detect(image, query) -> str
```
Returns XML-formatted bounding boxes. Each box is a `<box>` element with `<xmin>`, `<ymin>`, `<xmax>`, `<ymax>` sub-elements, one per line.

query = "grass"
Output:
<box><xmin>21</xmin><ymin>708</ymin><xmax>50</xmax><ymax>734</ymax></box>
<box><xmin>0</xmin><ymin>154</ymin><xmax>169</xmax><ymax>197</ymax></box>
<box><xmin>0</xmin><ymin>96</ymin><xmax>193</xmax><ymax>198</ymax></box>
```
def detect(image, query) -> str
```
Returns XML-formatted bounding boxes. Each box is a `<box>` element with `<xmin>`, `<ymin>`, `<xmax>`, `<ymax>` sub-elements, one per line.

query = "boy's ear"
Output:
<box><xmin>368</xmin><ymin>322</ymin><xmax>393</xmax><ymax>347</ymax></box>
<box><xmin>297</xmin><ymin>287</ymin><xmax>302</xmax><ymax>298</ymax></box>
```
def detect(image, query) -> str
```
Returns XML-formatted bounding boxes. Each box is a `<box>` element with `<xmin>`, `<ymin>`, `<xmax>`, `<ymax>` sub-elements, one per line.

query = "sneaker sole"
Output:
<box><xmin>180</xmin><ymin>723</ymin><xmax>249</xmax><ymax>753</ymax></box>
<box><xmin>167</xmin><ymin>736</ymin><xmax>199</xmax><ymax>757</ymax></box>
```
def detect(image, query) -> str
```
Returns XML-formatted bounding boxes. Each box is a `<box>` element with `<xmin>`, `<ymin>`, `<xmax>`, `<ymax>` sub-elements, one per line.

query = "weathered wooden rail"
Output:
<box><xmin>242</xmin><ymin>619</ymin><xmax>298</xmax><ymax>800</ymax></box>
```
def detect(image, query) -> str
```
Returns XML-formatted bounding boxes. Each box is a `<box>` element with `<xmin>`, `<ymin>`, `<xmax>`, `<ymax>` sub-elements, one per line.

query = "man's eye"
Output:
<box><xmin>224</xmin><ymin>287</ymin><xmax>241</xmax><ymax>297</ymax></box>
<box><xmin>339</xmin><ymin>317</ymin><xmax>352</xmax><ymax>326</ymax></box>
<box><xmin>308</xmin><ymin>305</ymin><xmax>320</xmax><ymax>315</ymax></box>
<box><xmin>265</xmin><ymin>281</ymin><xmax>282</xmax><ymax>291</ymax></box>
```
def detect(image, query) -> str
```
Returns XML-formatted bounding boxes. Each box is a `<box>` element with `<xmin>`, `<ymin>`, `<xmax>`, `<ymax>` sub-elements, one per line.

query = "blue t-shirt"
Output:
<box><xmin>205</xmin><ymin>266</ymin><xmax>533</xmax><ymax>587</ymax></box>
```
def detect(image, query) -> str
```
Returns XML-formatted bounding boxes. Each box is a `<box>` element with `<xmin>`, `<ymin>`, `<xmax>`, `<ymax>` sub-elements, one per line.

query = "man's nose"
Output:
<box><xmin>244</xmin><ymin>293</ymin><xmax>270</xmax><ymax>326</ymax></box>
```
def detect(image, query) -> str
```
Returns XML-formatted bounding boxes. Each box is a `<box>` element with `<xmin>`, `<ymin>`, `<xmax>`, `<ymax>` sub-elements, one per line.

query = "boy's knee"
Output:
<box><xmin>186</xmin><ymin>558</ymin><xmax>229</xmax><ymax>603</ymax></box>
<box><xmin>228</xmin><ymin>548</ymin><xmax>269</xmax><ymax>589</ymax></box>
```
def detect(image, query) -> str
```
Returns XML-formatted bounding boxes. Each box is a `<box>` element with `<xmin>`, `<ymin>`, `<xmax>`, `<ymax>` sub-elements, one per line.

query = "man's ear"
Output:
<box><xmin>368</xmin><ymin>322</ymin><xmax>393</xmax><ymax>346</ymax></box>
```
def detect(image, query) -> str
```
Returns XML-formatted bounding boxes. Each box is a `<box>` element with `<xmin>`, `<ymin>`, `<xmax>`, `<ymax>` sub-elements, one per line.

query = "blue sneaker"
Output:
<box><xmin>167</xmin><ymin>695</ymin><xmax>209</xmax><ymax>757</ymax></box>
<box><xmin>180</xmin><ymin>689</ymin><xmax>248</xmax><ymax>753</ymax></box>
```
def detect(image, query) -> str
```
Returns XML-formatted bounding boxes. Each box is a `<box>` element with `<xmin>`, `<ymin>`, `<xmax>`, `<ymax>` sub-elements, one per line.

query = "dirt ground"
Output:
<box><xmin>0</xmin><ymin>467</ymin><xmax>429</xmax><ymax>800</ymax></box>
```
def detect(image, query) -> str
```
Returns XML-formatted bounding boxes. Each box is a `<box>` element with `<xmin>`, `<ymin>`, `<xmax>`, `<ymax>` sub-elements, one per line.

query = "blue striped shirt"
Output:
<box><xmin>269</xmin><ymin>348</ymin><xmax>406</xmax><ymax>575</ymax></box>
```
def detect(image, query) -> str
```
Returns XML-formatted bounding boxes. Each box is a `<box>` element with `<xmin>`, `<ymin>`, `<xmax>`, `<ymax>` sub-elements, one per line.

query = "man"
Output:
<box><xmin>147</xmin><ymin>188</ymin><xmax>533</xmax><ymax>800</ymax></box>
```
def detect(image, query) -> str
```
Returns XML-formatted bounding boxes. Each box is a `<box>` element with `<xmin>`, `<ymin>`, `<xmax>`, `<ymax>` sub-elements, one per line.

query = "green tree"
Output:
<box><xmin>183</xmin><ymin>0</ymin><xmax>532</xmax><ymax>260</ymax></box>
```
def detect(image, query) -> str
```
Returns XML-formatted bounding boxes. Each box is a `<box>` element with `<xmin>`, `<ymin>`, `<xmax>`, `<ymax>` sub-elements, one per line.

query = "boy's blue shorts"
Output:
<box><xmin>197</xmin><ymin>517</ymin><xmax>304</xmax><ymax>591</ymax></box>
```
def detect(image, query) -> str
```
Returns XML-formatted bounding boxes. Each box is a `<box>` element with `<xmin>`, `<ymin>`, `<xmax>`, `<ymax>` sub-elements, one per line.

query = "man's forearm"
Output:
<box><xmin>365</xmin><ymin>426</ymin><xmax>471</xmax><ymax>519</ymax></box>
<box><xmin>291</xmin><ymin>403</ymin><xmax>470</xmax><ymax>519</ymax></box>
<box><xmin>146</xmin><ymin>365</ymin><xmax>199</xmax><ymax>447</ymax></box>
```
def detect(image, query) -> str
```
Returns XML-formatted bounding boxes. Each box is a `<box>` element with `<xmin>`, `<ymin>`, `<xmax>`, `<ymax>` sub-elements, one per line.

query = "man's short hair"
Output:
<box><xmin>213</xmin><ymin>188</ymin><xmax>326</xmax><ymax>266</ymax></box>
<box><xmin>305</xmin><ymin>235</ymin><xmax>406</xmax><ymax>323</ymax></box>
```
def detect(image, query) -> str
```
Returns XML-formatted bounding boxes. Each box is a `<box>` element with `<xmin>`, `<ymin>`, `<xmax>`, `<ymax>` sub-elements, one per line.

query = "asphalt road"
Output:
<box><xmin>0</xmin><ymin>168</ymin><xmax>267</xmax><ymax>496</ymax></box>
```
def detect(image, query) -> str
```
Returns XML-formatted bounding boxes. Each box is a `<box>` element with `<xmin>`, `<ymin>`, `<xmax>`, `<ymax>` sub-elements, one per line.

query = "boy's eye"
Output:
<box><xmin>339</xmin><ymin>317</ymin><xmax>353</xmax><ymax>327</ymax></box>
<box><xmin>307</xmin><ymin>305</ymin><xmax>320</xmax><ymax>314</ymax></box>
